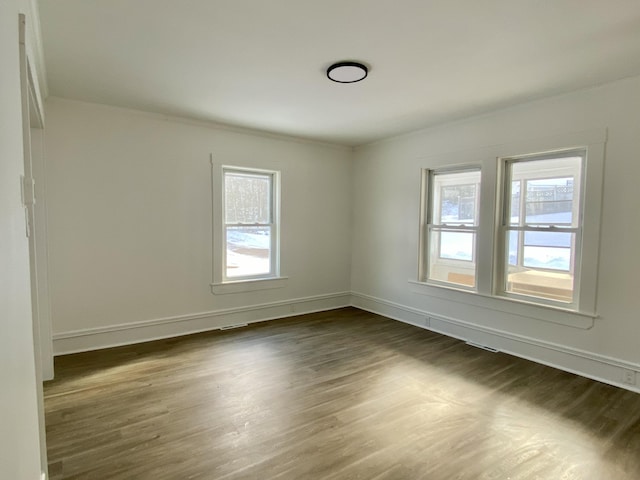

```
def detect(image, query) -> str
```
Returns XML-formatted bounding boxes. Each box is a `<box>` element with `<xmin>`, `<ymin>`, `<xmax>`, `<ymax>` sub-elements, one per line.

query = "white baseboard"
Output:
<box><xmin>51</xmin><ymin>290</ymin><xmax>640</xmax><ymax>395</ymax></box>
<box><xmin>53</xmin><ymin>292</ymin><xmax>350</xmax><ymax>355</ymax></box>
<box><xmin>351</xmin><ymin>292</ymin><xmax>640</xmax><ymax>394</ymax></box>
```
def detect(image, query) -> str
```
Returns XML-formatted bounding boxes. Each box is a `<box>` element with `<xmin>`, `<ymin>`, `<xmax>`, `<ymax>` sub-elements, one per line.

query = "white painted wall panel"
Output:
<box><xmin>44</xmin><ymin>99</ymin><xmax>352</xmax><ymax>339</ymax></box>
<box><xmin>0</xmin><ymin>1</ymin><xmax>45</xmax><ymax>479</ymax></box>
<box><xmin>352</xmin><ymin>75</ymin><xmax>640</xmax><ymax>366</ymax></box>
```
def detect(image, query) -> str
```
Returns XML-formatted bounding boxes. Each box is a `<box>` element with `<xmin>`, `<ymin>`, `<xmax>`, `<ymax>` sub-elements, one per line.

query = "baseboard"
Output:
<box><xmin>53</xmin><ymin>292</ymin><xmax>350</xmax><ymax>355</ymax></box>
<box><xmin>51</xmin><ymin>290</ymin><xmax>640</xmax><ymax>395</ymax></box>
<box><xmin>350</xmin><ymin>292</ymin><xmax>640</xmax><ymax>394</ymax></box>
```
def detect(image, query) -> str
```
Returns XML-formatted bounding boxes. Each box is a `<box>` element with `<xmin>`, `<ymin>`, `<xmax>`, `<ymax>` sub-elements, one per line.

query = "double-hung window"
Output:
<box><xmin>222</xmin><ymin>167</ymin><xmax>279</xmax><ymax>281</ymax></box>
<box><xmin>421</xmin><ymin>168</ymin><xmax>481</xmax><ymax>288</ymax></box>
<box><xmin>497</xmin><ymin>149</ymin><xmax>584</xmax><ymax>307</ymax></box>
<box><xmin>416</xmin><ymin>131</ymin><xmax>604</xmax><ymax>320</ymax></box>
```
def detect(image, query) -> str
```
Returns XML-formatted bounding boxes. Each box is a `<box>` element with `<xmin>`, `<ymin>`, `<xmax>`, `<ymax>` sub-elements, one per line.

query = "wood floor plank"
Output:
<box><xmin>45</xmin><ymin>308</ymin><xmax>640</xmax><ymax>479</ymax></box>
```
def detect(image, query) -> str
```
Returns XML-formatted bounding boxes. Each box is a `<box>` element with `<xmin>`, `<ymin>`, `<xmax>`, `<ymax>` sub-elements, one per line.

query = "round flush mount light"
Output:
<box><xmin>326</xmin><ymin>61</ymin><xmax>368</xmax><ymax>83</ymax></box>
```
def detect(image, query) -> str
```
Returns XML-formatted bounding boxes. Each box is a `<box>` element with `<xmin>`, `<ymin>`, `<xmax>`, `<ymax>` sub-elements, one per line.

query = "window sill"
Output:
<box><xmin>211</xmin><ymin>276</ymin><xmax>289</xmax><ymax>295</ymax></box>
<box><xmin>408</xmin><ymin>280</ymin><xmax>597</xmax><ymax>329</ymax></box>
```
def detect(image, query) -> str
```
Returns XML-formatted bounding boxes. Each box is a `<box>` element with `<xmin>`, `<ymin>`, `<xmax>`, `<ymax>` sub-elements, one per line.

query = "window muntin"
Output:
<box><xmin>223</xmin><ymin>168</ymin><xmax>278</xmax><ymax>280</ymax></box>
<box><xmin>423</xmin><ymin>169</ymin><xmax>481</xmax><ymax>288</ymax></box>
<box><xmin>500</xmin><ymin>152</ymin><xmax>584</xmax><ymax>306</ymax></box>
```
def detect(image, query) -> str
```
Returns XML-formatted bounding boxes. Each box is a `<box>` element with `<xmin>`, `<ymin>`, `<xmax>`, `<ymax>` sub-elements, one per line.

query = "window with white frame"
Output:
<box><xmin>497</xmin><ymin>149</ymin><xmax>584</xmax><ymax>307</ymax></box>
<box><xmin>421</xmin><ymin>168</ymin><xmax>481</xmax><ymax>288</ymax></box>
<box><xmin>414</xmin><ymin>131</ymin><xmax>605</xmax><ymax>321</ymax></box>
<box><xmin>222</xmin><ymin>167</ymin><xmax>279</xmax><ymax>281</ymax></box>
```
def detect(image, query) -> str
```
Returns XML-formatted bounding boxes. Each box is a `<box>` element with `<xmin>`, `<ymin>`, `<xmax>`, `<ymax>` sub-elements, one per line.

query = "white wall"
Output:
<box><xmin>352</xmin><ymin>75</ymin><xmax>640</xmax><ymax>390</ymax></box>
<box><xmin>0</xmin><ymin>1</ymin><xmax>46</xmax><ymax>479</ymax></box>
<box><xmin>45</xmin><ymin>98</ymin><xmax>353</xmax><ymax>352</ymax></box>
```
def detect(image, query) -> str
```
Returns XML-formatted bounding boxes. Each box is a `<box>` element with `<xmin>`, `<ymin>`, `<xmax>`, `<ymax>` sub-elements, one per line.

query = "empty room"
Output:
<box><xmin>3</xmin><ymin>1</ymin><xmax>640</xmax><ymax>479</ymax></box>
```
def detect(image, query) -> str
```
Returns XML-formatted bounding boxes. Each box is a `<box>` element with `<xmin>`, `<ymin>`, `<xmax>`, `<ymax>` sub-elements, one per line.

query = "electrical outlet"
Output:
<box><xmin>622</xmin><ymin>369</ymin><xmax>636</xmax><ymax>385</ymax></box>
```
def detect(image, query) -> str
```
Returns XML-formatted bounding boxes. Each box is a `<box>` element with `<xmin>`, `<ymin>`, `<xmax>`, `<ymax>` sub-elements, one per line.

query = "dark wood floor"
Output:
<box><xmin>44</xmin><ymin>307</ymin><xmax>640</xmax><ymax>479</ymax></box>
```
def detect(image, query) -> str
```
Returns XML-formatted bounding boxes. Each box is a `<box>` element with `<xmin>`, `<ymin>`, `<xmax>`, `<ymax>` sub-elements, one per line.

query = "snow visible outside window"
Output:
<box><xmin>438</xmin><ymin>183</ymin><xmax>477</xmax><ymax>261</ymax></box>
<box><xmin>226</xmin><ymin>226</ymin><xmax>271</xmax><ymax>278</ymax></box>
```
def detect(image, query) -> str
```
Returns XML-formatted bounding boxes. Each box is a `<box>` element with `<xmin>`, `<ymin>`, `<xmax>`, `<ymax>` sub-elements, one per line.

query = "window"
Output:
<box><xmin>421</xmin><ymin>168</ymin><xmax>481</xmax><ymax>288</ymax></box>
<box><xmin>497</xmin><ymin>150</ymin><xmax>584</xmax><ymax>307</ymax></box>
<box><xmin>413</xmin><ymin>129</ymin><xmax>604</xmax><ymax>320</ymax></box>
<box><xmin>222</xmin><ymin>167</ymin><xmax>279</xmax><ymax>281</ymax></box>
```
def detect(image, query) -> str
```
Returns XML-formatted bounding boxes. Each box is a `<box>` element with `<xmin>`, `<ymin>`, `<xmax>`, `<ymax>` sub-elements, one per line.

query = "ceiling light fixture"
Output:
<box><xmin>327</xmin><ymin>61</ymin><xmax>368</xmax><ymax>84</ymax></box>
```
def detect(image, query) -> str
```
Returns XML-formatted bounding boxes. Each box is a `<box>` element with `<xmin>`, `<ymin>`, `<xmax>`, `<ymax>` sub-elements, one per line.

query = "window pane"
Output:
<box><xmin>509</xmin><ymin>156</ymin><xmax>581</xmax><ymax>228</ymax></box>
<box><xmin>523</xmin><ymin>246</ymin><xmax>571</xmax><ymax>271</ymax></box>
<box><xmin>439</xmin><ymin>231</ymin><xmax>474</xmax><ymax>261</ymax></box>
<box><xmin>439</xmin><ymin>185</ymin><xmax>477</xmax><ymax>224</ymax></box>
<box><xmin>432</xmin><ymin>170</ymin><xmax>480</xmax><ymax>225</ymax></box>
<box><xmin>524</xmin><ymin>231</ymin><xmax>572</xmax><ymax>248</ymax></box>
<box><xmin>428</xmin><ymin>230</ymin><xmax>476</xmax><ymax>287</ymax></box>
<box><xmin>508</xmin><ymin>230</ymin><xmax>573</xmax><ymax>272</ymax></box>
<box><xmin>226</xmin><ymin>226</ymin><xmax>271</xmax><ymax>277</ymax></box>
<box><xmin>524</xmin><ymin>177</ymin><xmax>574</xmax><ymax>225</ymax></box>
<box><xmin>224</xmin><ymin>172</ymin><xmax>271</xmax><ymax>224</ymax></box>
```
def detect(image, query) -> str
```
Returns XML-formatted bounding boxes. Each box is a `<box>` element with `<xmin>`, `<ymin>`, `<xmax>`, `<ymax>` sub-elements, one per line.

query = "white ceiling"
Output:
<box><xmin>38</xmin><ymin>0</ymin><xmax>640</xmax><ymax>146</ymax></box>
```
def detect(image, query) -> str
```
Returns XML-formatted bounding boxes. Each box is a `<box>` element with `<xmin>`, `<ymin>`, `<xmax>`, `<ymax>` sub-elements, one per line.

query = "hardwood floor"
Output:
<box><xmin>44</xmin><ymin>307</ymin><xmax>640</xmax><ymax>479</ymax></box>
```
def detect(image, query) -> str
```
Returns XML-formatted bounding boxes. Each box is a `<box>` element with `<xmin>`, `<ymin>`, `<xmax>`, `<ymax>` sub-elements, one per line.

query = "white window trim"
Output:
<box><xmin>408</xmin><ymin>279</ymin><xmax>596</xmax><ymax>329</ymax></box>
<box><xmin>211</xmin><ymin>276</ymin><xmax>288</xmax><ymax>295</ymax></box>
<box><xmin>210</xmin><ymin>156</ymin><xmax>287</xmax><ymax>295</ymax></box>
<box><xmin>412</xmin><ymin>128</ymin><xmax>606</xmax><ymax>326</ymax></box>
